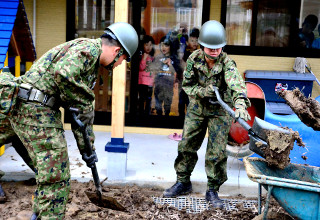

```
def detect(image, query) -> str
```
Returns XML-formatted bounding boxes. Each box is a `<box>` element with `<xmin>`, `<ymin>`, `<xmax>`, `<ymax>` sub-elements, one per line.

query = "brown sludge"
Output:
<box><xmin>0</xmin><ymin>179</ymin><xmax>293</xmax><ymax>220</ymax></box>
<box><xmin>278</xmin><ymin>88</ymin><xmax>320</xmax><ymax>131</ymax></box>
<box><xmin>263</xmin><ymin>128</ymin><xmax>305</xmax><ymax>169</ymax></box>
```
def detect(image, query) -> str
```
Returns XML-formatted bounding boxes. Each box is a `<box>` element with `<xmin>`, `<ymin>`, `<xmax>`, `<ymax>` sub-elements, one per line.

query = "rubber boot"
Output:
<box><xmin>163</xmin><ymin>182</ymin><xmax>192</xmax><ymax>197</ymax></box>
<box><xmin>205</xmin><ymin>190</ymin><xmax>224</xmax><ymax>209</ymax></box>
<box><xmin>30</xmin><ymin>213</ymin><xmax>38</xmax><ymax>220</ymax></box>
<box><xmin>0</xmin><ymin>184</ymin><xmax>6</xmax><ymax>203</ymax></box>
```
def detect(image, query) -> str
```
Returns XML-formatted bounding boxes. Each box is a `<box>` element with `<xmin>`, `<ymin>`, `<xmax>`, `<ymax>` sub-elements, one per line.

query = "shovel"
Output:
<box><xmin>70</xmin><ymin>108</ymin><xmax>126</xmax><ymax>211</ymax></box>
<box><xmin>210</xmin><ymin>86</ymin><xmax>290</xmax><ymax>158</ymax></box>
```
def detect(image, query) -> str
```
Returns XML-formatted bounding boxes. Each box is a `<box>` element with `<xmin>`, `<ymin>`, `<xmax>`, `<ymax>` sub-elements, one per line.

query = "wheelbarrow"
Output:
<box><xmin>244</xmin><ymin>157</ymin><xmax>320</xmax><ymax>220</ymax></box>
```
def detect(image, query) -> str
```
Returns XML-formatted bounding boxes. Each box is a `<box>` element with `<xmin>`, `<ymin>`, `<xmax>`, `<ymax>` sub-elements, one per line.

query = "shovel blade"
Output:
<box><xmin>248</xmin><ymin>135</ymin><xmax>267</xmax><ymax>158</ymax></box>
<box><xmin>85</xmin><ymin>190</ymin><xmax>126</xmax><ymax>212</ymax></box>
<box><xmin>252</xmin><ymin>117</ymin><xmax>290</xmax><ymax>139</ymax></box>
<box><xmin>248</xmin><ymin>117</ymin><xmax>291</xmax><ymax>159</ymax></box>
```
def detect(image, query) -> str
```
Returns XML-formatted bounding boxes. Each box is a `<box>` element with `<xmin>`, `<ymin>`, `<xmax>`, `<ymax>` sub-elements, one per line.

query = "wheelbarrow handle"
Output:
<box><xmin>212</xmin><ymin>86</ymin><xmax>253</xmax><ymax>133</ymax></box>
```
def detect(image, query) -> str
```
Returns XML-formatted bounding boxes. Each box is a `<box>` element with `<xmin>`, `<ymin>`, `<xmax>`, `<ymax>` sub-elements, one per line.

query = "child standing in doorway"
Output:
<box><xmin>138</xmin><ymin>35</ymin><xmax>155</xmax><ymax>115</ymax></box>
<box><xmin>148</xmin><ymin>35</ymin><xmax>182</xmax><ymax>116</ymax></box>
<box><xmin>179</xmin><ymin>27</ymin><xmax>200</xmax><ymax>118</ymax></box>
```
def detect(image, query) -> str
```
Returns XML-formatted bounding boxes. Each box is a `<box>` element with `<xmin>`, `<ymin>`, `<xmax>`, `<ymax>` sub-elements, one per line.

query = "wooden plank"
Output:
<box><xmin>26</xmin><ymin>61</ymin><xmax>32</xmax><ymax>71</ymax></box>
<box><xmin>0</xmin><ymin>30</ymin><xmax>12</xmax><ymax>39</ymax></box>
<box><xmin>0</xmin><ymin>46</ymin><xmax>8</xmax><ymax>54</ymax></box>
<box><xmin>111</xmin><ymin>0</ymin><xmax>128</xmax><ymax>138</ymax></box>
<box><xmin>11</xmin><ymin>32</ymin><xmax>20</xmax><ymax>57</ymax></box>
<box><xmin>0</xmin><ymin>23</ymin><xmax>14</xmax><ymax>31</ymax></box>
<box><xmin>0</xmin><ymin>15</ymin><xmax>16</xmax><ymax>23</ymax></box>
<box><xmin>0</xmin><ymin>8</ymin><xmax>18</xmax><ymax>16</ymax></box>
<box><xmin>0</xmin><ymin>2</ymin><xmax>19</xmax><ymax>9</ymax></box>
<box><xmin>0</xmin><ymin>39</ymin><xmax>10</xmax><ymax>47</ymax></box>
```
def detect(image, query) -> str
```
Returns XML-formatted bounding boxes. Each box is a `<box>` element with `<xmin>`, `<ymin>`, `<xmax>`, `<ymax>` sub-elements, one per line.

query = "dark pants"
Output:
<box><xmin>154</xmin><ymin>75</ymin><xmax>174</xmax><ymax>116</ymax></box>
<box><xmin>174</xmin><ymin>110</ymin><xmax>232</xmax><ymax>191</ymax></box>
<box><xmin>138</xmin><ymin>84</ymin><xmax>153</xmax><ymax>115</ymax></box>
<box><xmin>178</xmin><ymin>89</ymin><xmax>189</xmax><ymax>118</ymax></box>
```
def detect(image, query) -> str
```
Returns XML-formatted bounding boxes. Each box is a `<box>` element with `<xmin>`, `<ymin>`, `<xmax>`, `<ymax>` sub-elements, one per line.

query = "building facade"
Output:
<box><xmin>22</xmin><ymin>0</ymin><xmax>320</xmax><ymax>130</ymax></box>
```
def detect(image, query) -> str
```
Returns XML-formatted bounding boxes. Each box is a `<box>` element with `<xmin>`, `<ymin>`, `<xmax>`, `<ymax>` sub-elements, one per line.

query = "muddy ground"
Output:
<box><xmin>0</xmin><ymin>179</ymin><xmax>293</xmax><ymax>220</ymax></box>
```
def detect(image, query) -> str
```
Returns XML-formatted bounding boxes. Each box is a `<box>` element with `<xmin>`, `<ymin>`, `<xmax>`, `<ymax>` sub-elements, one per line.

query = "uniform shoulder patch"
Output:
<box><xmin>186</xmin><ymin>61</ymin><xmax>193</xmax><ymax>72</ymax></box>
<box><xmin>90</xmin><ymin>47</ymin><xmax>98</xmax><ymax>57</ymax></box>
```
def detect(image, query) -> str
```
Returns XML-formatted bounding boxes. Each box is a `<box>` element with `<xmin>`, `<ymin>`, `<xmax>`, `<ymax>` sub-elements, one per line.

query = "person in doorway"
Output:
<box><xmin>148</xmin><ymin>34</ymin><xmax>182</xmax><ymax>116</ymax></box>
<box><xmin>138</xmin><ymin>35</ymin><xmax>155</xmax><ymax>116</ymax></box>
<box><xmin>0</xmin><ymin>22</ymin><xmax>138</xmax><ymax>220</ymax></box>
<box><xmin>312</xmin><ymin>24</ymin><xmax>320</xmax><ymax>49</ymax></box>
<box><xmin>179</xmin><ymin>27</ymin><xmax>200</xmax><ymax>118</ymax></box>
<box><xmin>163</xmin><ymin>20</ymin><xmax>251</xmax><ymax>209</ymax></box>
<box><xmin>298</xmin><ymin>14</ymin><xmax>318</xmax><ymax>48</ymax></box>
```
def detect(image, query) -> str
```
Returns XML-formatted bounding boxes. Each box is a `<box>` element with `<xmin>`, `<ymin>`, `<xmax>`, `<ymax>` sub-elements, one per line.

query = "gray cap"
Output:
<box><xmin>105</xmin><ymin>22</ymin><xmax>139</xmax><ymax>58</ymax></box>
<box><xmin>198</xmin><ymin>20</ymin><xmax>227</xmax><ymax>49</ymax></box>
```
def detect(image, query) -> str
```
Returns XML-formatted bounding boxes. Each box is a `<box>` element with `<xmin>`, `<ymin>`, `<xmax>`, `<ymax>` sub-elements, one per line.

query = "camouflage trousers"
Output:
<box><xmin>174</xmin><ymin>110</ymin><xmax>232</xmax><ymax>191</ymax></box>
<box><xmin>0</xmin><ymin>104</ymin><xmax>70</xmax><ymax>220</ymax></box>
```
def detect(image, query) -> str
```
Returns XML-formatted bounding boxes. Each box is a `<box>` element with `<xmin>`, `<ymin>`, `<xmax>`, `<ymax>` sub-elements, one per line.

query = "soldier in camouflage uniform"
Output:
<box><xmin>163</xmin><ymin>20</ymin><xmax>251</xmax><ymax>209</ymax></box>
<box><xmin>0</xmin><ymin>22</ymin><xmax>138</xmax><ymax>219</ymax></box>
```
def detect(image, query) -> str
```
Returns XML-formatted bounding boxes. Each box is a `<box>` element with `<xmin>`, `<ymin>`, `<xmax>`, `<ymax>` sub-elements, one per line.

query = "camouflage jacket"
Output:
<box><xmin>21</xmin><ymin>38</ymin><xmax>102</xmax><ymax>115</ymax></box>
<box><xmin>183</xmin><ymin>49</ymin><xmax>250</xmax><ymax>116</ymax></box>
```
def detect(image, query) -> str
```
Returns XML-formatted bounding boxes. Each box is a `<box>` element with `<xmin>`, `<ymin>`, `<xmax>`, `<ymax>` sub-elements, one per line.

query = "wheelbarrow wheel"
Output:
<box><xmin>226</xmin><ymin>143</ymin><xmax>254</xmax><ymax>158</ymax></box>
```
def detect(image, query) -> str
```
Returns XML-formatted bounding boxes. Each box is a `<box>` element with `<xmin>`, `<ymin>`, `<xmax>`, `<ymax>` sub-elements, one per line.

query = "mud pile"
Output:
<box><xmin>278</xmin><ymin>88</ymin><xmax>320</xmax><ymax>131</ymax></box>
<box><xmin>263</xmin><ymin>128</ymin><xmax>305</xmax><ymax>169</ymax></box>
<box><xmin>0</xmin><ymin>179</ymin><xmax>292</xmax><ymax>220</ymax></box>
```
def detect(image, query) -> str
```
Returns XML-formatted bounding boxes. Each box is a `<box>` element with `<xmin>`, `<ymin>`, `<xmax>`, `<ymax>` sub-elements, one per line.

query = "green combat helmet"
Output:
<box><xmin>105</xmin><ymin>22</ymin><xmax>139</xmax><ymax>60</ymax></box>
<box><xmin>198</xmin><ymin>20</ymin><xmax>226</xmax><ymax>49</ymax></box>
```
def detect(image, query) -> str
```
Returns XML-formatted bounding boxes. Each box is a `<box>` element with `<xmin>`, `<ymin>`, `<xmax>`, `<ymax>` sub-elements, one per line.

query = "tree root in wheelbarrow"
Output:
<box><xmin>258</xmin><ymin>128</ymin><xmax>305</xmax><ymax>169</ymax></box>
<box><xmin>277</xmin><ymin>88</ymin><xmax>320</xmax><ymax>131</ymax></box>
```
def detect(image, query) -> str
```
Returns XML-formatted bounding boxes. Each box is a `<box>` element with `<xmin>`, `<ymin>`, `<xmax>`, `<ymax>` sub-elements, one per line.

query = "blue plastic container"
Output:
<box><xmin>245</xmin><ymin>70</ymin><xmax>316</xmax><ymax>103</ymax></box>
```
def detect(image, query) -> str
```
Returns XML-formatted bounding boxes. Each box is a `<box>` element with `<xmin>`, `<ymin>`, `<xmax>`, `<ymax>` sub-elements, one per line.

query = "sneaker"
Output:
<box><xmin>205</xmin><ymin>190</ymin><xmax>224</xmax><ymax>209</ymax></box>
<box><xmin>163</xmin><ymin>182</ymin><xmax>192</xmax><ymax>197</ymax></box>
<box><xmin>168</xmin><ymin>133</ymin><xmax>182</xmax><ymax>141</ymax></box>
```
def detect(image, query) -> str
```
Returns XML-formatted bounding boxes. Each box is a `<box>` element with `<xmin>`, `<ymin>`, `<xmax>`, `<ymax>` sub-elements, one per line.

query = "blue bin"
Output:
<box><xmin>245</xmin><ymin>70</ymin><xmax>316</xmax><ymax>103</ymax></box>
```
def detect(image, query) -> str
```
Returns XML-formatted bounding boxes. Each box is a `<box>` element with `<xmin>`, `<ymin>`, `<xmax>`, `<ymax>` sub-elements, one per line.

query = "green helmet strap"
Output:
<box><xmin>204</xmin><ymin>51</ymin><xmax>219</xmax><ymax>60</ymax></box>
<box><xmin>104</xmin><ymin>48</ymin><xmax>124</xmax><ymax>71</ymax></box>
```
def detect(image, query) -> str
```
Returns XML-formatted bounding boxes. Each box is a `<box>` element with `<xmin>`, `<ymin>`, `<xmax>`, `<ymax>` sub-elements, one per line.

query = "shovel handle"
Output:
<box><xmin>70</xmin><ymin>108</ymin><xmax>94</xmax><ymax>156</ymax></box>
<box><xmin>70</xmin><ymin>108</ymin><xmax>102</xmax><ymax>197</ymax></box>
<box><xmin>212</xmin><ymin>86</ymin><xmax>252</xmax><ymax>132</ymax></box>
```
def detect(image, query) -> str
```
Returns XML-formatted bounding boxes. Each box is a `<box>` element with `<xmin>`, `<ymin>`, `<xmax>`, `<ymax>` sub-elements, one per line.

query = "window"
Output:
<box><xmin>66</xmin><ymin>0</ymin><xmax>208</xmax><ymax>128</ymax></box>
<box><xmin>222</xmin><ymin>0</ymin><xmax>320</xmax><ymax>57</ymax></box>
<box><xmin>75</xmin><ymin>0</ymin><xmax>115</xmax><ymax>38</ymax></box>
<box><xmin>137</xmin><ymin>0</ymin><xmax>203</xmax><ymax>123</ymax></box>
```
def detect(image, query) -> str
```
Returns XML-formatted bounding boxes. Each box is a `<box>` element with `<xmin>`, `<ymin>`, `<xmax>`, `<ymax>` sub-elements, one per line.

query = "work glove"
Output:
<box><xmin>204</xmin><ymin>84</ymin><xmax>216</xmax><ymax>97</ymax></box>
<box><xmin>82</xmin><ymin>151</ymin><xmax>98</xmax><ymax>168</ymax></box>
<box><xmin>234</xmin><ymin>104</ymin><xmax>251</xmax><ymax>121</ymax></box>
<box><xmin>77</xmin><ymin>110</ymin><xmax>95</xmax><ymax>125</ymax></box>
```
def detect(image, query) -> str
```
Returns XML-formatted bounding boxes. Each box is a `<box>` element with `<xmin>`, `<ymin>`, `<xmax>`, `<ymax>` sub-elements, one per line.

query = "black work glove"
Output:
<box><xmin>82</xmin><ymin>151</ymin><xmax>98</xmax><ymax>168</ymax></box>
<box><xmin>77</xmin><ymin>110</ymin><xmax>95</xmax><ymax>125</ymax></box>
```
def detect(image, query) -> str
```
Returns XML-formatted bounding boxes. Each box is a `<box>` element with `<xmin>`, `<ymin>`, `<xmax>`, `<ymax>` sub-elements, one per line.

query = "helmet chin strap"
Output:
<box><xmin>104</xmin><ymin>48</ymin><xmax>124</xmax><ymax>71</ymax></box>
<box><xmin>204</xmin><ymin>51</ymin><xmax>219</xmax><ymax>60</ymax></box>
